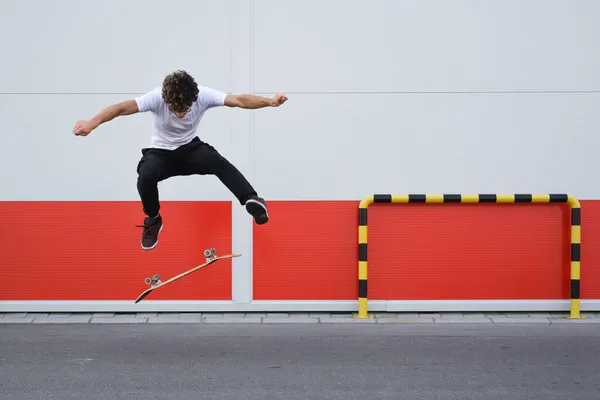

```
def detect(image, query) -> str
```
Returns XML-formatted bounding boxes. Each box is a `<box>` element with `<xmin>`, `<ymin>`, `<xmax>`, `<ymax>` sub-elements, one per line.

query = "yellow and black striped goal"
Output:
<box><xmin>356</xmin><ymin>193</ymin><xmax>582</xmax><ymax>319</ymax></box>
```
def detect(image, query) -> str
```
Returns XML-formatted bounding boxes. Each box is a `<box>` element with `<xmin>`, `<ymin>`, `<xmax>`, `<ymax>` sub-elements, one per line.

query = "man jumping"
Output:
<box><xmin>72</xmin><ymin>70</ymin><xmax>288</xmax><ymax>250</ymax></box>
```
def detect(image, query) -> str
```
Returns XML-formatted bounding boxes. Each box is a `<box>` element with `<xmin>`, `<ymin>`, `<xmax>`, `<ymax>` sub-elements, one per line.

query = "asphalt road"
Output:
<box><xmin>1</xmin><ymin>323</ymin><xmax>599</xmax><ymax>400</ymax></box>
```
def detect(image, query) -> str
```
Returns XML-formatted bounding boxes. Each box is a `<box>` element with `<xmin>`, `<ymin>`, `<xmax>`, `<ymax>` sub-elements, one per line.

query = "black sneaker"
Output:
<box><xmin>245</xmin><ymin>196</ymin><xmax>269</xmax><ymax>224</ymax></box>
<box><xmin>136</xmin><ymin>215</ymin><xmax>163</xmax><ymax>250</ymax></box>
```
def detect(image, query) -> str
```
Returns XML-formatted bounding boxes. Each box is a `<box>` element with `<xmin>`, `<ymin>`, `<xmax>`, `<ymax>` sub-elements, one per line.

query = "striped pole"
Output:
<box><xmin>567</xmin><ymin>195</ymin><xmax>582</xmax><ymax>318</ymax></box>
<box><xmin>355</xmin><ymin>193</ymin><xmax>583</xmax><ymax>319</ymax></box>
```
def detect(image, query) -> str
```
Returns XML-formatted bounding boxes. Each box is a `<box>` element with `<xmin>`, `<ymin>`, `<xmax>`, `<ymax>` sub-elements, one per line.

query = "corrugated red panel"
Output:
<box><xmin>253</xmin><ymin>201</ymin><xmax>358</xmax><ymax>300</ymax></box>
<box><xmin>0</xmin><ymin>201</ymin><xmax>232</xmax><ymax>301</ymax></box>
<box><xmin>253</xmin><ymin>200</ymin><xmax>600</xmax><ymax>301</ymax></box>
<box><xmin>367</xmin><ymin>202</ymin><xmax>570</xmax><ymax>300</ymax></box>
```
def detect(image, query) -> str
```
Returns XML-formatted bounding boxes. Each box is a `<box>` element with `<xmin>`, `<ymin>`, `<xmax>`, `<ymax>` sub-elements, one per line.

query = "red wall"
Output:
<box><xmin>1</xmin><ymin>199</ymin><xmax>599</xmax><ymax>304</ymax></box>
<box><xmin>253</xmin><ymin>200</ymin><xmax>600</xmax><ymax>301</ymax></box>
<box><xmin>0</xmin><ymin>201</ymin><xmax>232</xmax><ymax>301</ymax></box>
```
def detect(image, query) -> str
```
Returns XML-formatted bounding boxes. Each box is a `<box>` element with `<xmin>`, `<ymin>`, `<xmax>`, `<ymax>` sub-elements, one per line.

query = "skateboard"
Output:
<box><xmin>134</xmin><ymin>248</ymin><xmax>241</xmax><ymax>303</ymax></box>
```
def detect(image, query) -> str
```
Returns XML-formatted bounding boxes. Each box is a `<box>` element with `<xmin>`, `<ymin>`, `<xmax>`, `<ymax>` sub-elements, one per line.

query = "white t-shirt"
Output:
<box><xmin>134</xmin><ymin>86</ymin><xmax>227</xmax><ymax>150</ymax></box>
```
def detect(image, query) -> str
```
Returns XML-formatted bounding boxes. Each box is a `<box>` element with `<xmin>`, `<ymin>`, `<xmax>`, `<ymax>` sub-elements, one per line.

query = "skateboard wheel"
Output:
<box><xmin>145</xmin><ymin>277</ymin><xmax>151</xmax><ymax>284</ymax></box>
<box><xmin>204</xmin><ymin>249</ymin><xmax>212</xmax><ymax>257</ymax></box>
<box><xmin>153</xmin><ymin>274</ymin><xmax>160</xmax><ymax>280</ymax></box>
<box><xmin>210</xmin><ymin>248</ymin><xmax>216</xmax><ymax>255</ymax></box>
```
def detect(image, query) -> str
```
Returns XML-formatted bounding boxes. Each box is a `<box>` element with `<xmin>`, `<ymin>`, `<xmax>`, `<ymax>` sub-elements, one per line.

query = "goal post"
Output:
<box><xmin>356</xmin><ymin>193</ymin><xmax>582</xmax><ymax>319</ymax></box>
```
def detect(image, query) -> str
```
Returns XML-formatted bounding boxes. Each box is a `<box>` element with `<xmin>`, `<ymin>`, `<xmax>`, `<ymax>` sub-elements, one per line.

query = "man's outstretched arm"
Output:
<box><xmin>73</xmin><ymin>99</ymin><xmax>140</xmax><ymax>136</ymax></box>
<box><xmin>224</xmin><ymin>92</ymin><xmax>288</xmax><ymax>109</ymax></box>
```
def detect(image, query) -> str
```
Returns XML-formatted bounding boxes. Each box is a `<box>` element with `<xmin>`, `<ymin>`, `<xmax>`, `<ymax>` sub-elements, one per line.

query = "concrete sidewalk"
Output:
<box><xmin>1</xmin><ymin>311</ymin><xmax>599</xmax><ymax>324</ymax></box>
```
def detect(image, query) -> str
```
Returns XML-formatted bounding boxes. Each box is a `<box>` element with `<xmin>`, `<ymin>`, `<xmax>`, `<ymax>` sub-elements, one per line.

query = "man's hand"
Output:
<box><xmin>271</xmin><ymin>93</ymin><xmax>288</xmax><ymax>107</ymax></box>
<box><xmin>73</xmin><ymin>120</ymin><xmax>98</xmax><ymax>136</ymax></box>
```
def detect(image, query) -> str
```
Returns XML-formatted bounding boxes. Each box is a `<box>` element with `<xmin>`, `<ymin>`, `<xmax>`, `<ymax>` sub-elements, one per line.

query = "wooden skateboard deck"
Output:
<box><xmin>134</xmin><ymin>248</ymin><xmax>241</xmax><ymax>303</ymax></box>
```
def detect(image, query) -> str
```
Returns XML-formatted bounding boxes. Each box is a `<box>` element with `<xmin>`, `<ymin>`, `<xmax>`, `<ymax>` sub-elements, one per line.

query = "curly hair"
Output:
<box><xmin>161</xmin><ymin>70</ymin><xmax>199</xmax><ymax>113</ymax></box>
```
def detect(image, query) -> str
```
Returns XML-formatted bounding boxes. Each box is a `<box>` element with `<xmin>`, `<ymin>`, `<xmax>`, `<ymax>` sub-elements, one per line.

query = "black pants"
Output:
<box><xmin>136</xmin><ymin>136</ymin><xmax>257</xmax><ymax>217</ymax></box>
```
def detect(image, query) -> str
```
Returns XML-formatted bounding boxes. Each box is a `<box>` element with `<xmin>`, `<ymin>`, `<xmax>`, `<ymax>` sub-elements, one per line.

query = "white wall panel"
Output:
<box><xmin>252</xmin><ymin>93</ymin><xmax>600</xmax><ymax>200</ymax></box>
<box><xmin>252</xmin><ymin>0</ymin><xmax>600</xmax><ymax>93</ymax></box>
<box><xmin>0</xmin><ymin>94</ymin><xmax>246</xmax><ymax>201</ymax></box>
<box><xmin>0</xmin><ymin>0</ymin><xmax>233</xmax><ymax>93</ymax></box>
<box><xmin>1</xmin><ymin>0</ymin><xmax>598</xmax><ymax>202</ymax></box>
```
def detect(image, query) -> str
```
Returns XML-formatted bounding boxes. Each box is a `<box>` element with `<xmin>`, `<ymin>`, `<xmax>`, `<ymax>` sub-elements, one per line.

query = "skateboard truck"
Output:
<box><xmin>204</xmin><ymin>247</ymin><xmax>217</xmax><ymax>262</ymax></box>
<box><xmin>144</xmin><ymin>274</ymin><xmax>162</xmax><ymax>287</ymax></box>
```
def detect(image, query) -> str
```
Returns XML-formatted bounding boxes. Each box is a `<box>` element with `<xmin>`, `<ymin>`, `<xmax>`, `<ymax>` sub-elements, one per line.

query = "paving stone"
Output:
<box><xmin>264</xmin><ymin>313</ymin><xmax>289</xmax><ymax>318</ymax></box>
<box><xmin>550</xmin><ymin>312</ymin><xmax>568</xmax><ymax>316</ymax></box>
<box><xmin>434</xmin><ymin>317</ymin><xmax>492</xmax><ymax>323</ymax></box>
<box><xmin>73</xmin><ymin>313</ymin><xmax>93</xmax><ymax>319</ymax></box>
<box><xmin>505</xmin><ymin>313</ymin><xmax>532</xmax><ymax>318</ymax></box>
<box><xmin>136</xmin><ymin>313</ymin><xmax>158</xmax><ymax>318</ymax></box>
<box><xmin>46</xmin><ymin>313</ymin><xmax>72</xmax><ymax>318</ymax></box>
<box><xmin>92</xmin><ymin>313</ymin><xmax>115</xmax><ymax>318</ymax></box>
<box><xmin>205</xmin><ymin>317</ymin><xmax>263</xmax><ymax>324</ymax></box>
<box><xmin>459</xmin><ymin>313</ymin><xmax>488</xmax><ymax>319</ymax></box>
<box><xmin>222</xmin><ymin>313</ymin><xmax>246</xmax><ymax>318</ymax></box>
<box><xmin>319</xmin><ymin>317</ymin><xmax>376</xmax><ymax>323</ymax></box>
<box><xmin>373</xmin><ymin>313</ymin><xmax>392</xmax><ymax>318</ymax></box>
<box><xmin>113</xmin><ymin>313</ymin><xmax>138</xmax><ymax>318</ymax></box>
<box><xmin>418</xmin><ymin>313</ymin><xmax>441</xmax><ymax>318</ymax></box>
<box><xmin>375</xmin><ymin>313</ymin><xmax>406</xmax><ymax>318</ymax></box>
<box><xmin>244</xmin><ymin>313</ymin><xmax>267</xmax><ymax>318</ymax></box>
<box><xmin>202</xmin><ymin>313</ymin><xmax>223</xmax><ymax>318</ymax></box>
<box><xmin>156</xmin><ymin>313</ymin><xmax>186</xmax><ymax>318</ymax></box>
<box><xmin>178</xmin><ymin>313</ymin><xmax>204</xmax><ymax>319</ymax></box>
<box><xmin>440</xmin><ymin>313</ymin><xmax>465</xmax><ymax>318</ymax></box>
<box><xmin>1</xmin><ymin>313</ymin><xmax>27</xmax><ymax>318</ymax></box>
<box><xmin>490</xmin><ymin>317</ymin><xmax>550</xmax><ymax>324</ymax></box>
<box><xmin>394</xmin><ymin>313</ymin><xmax>419</xmax><ymax>318</ymax></box>
<box><xmin>33</xmin><ymin>315</ymin><xmax>91</xmax><ymax>324</ymax></box>
<box><xmin>147</xmin><ymin>317</ymin><xmax>203</xmax><ymax>324</ymax></box>
<box><xmin>330</xmin><ymin>313</ymin><xmax>354</xmax><ymax>318</ymax></box>
<box><xmin>90</xmin><ymin>317</ymin><xmax>148</xmax><ymax>323</ymax></box>
<box><xmin>527</xmin><ymin>312</ymin><xmax>552</xmax><ymax>317</ymax></box>
<box><xmin>288</xmin><ymin>312</ymin><xmax>310</xmax><ymax>317</ymax></box>
<box><xmin>550</xmin><ymin>317</ymin><xmax>600</xmax><ymax>324</ymax></box>
<box><xmin>0</xmin><ymin>317</ymin><xmax>35</xmax><ymax>323</ymax></box>
<box><xmin>377</xmin><ymin>317</ymin><xmax>435</xmax><ymax>324</ymax></box>
<box><xmin>309</xmin><ymin>313</ymin><xmax>331</xmax><ymax>318</ymax></box>
<box><xmin>263</xmin><ymin>317</ymin><xmax>318</xmax><ymax>324</ymax></box>
<box><xmin>26</xmin><ymin>313</ymin><xmax>49</xmax><ymax>318</ymax></box>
